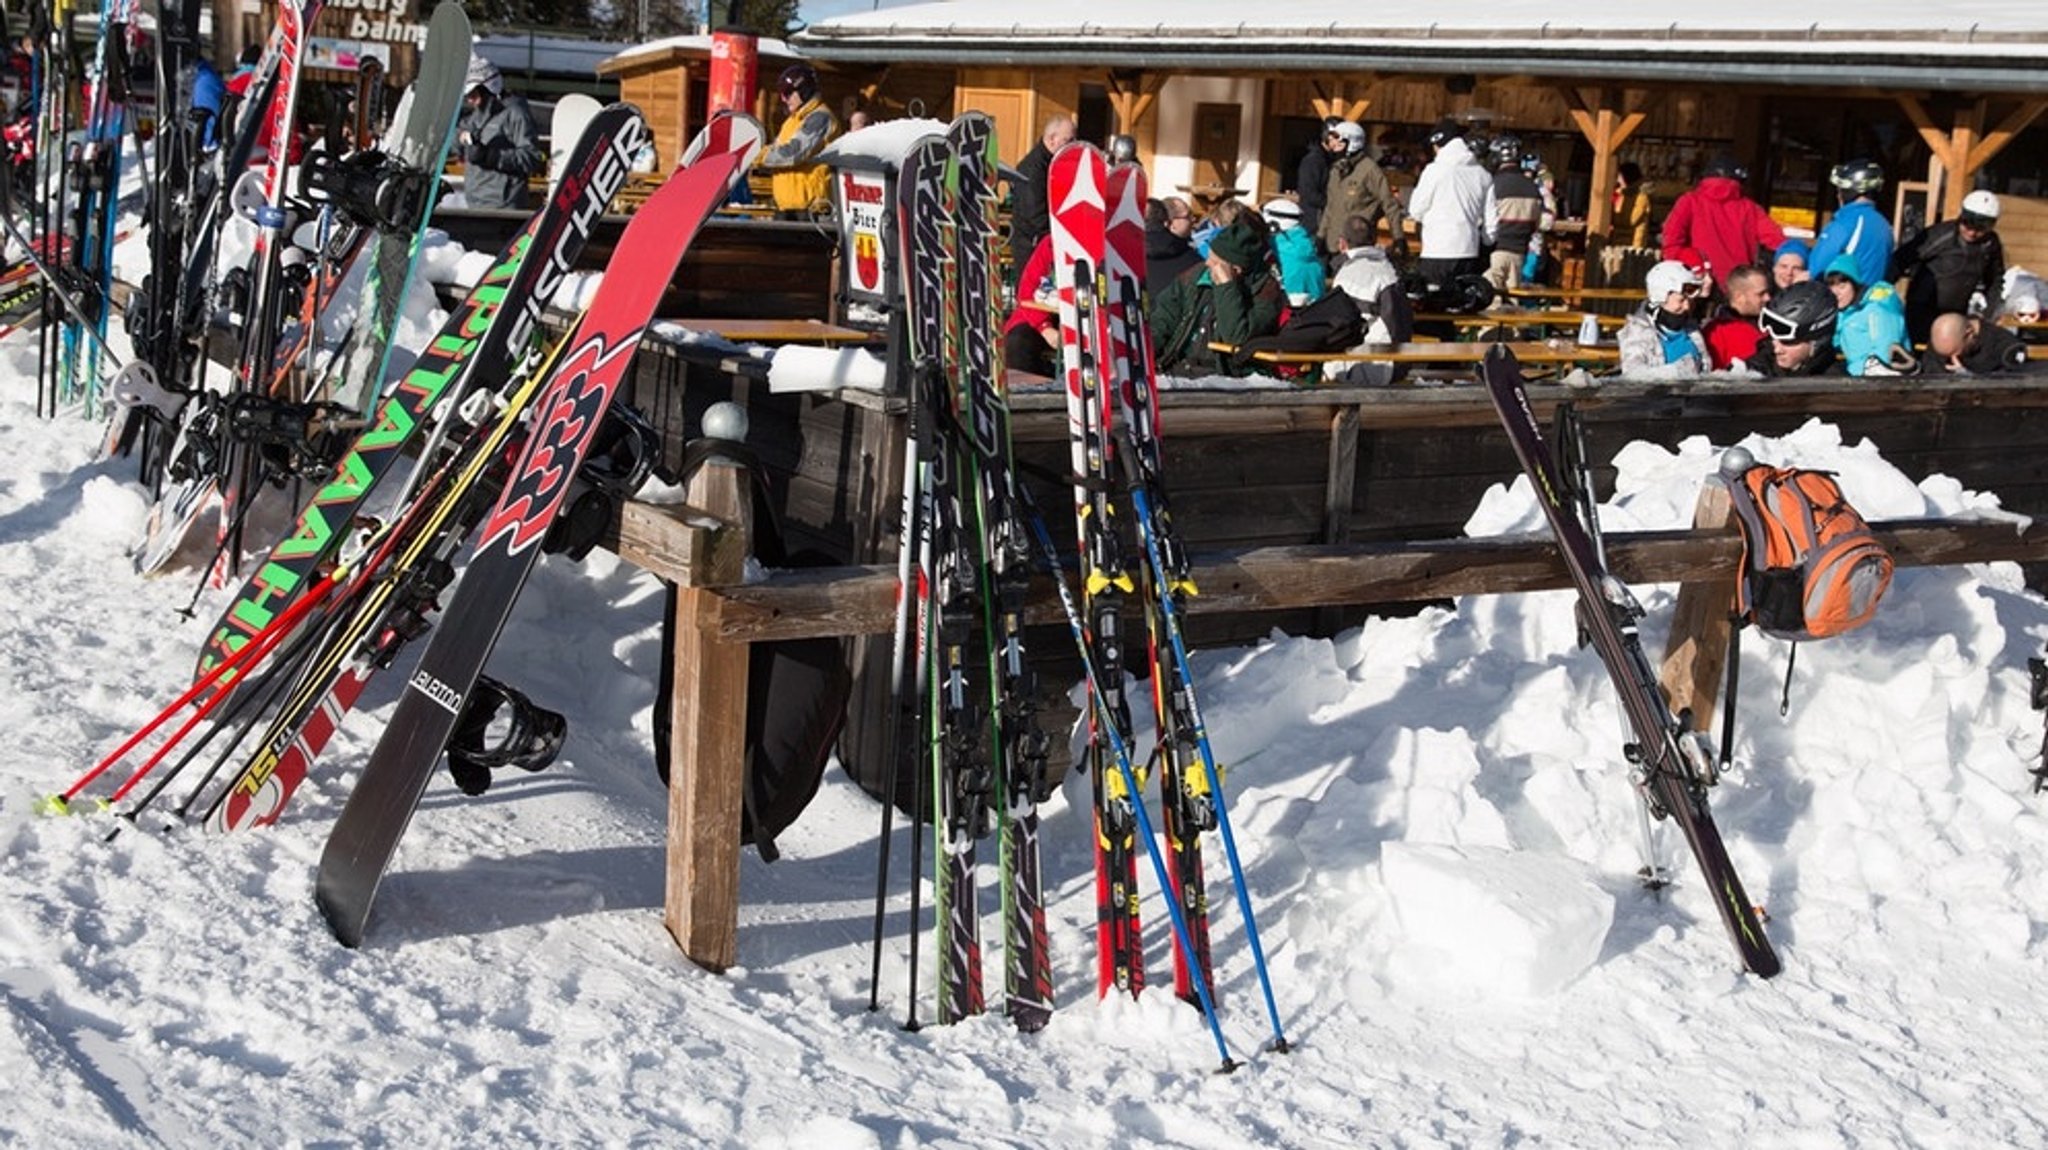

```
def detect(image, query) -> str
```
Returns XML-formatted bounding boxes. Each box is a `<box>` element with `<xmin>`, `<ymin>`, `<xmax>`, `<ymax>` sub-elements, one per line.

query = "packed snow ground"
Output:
<box><xmin>6</xmin><ymin>324</ymin><xmax>2048</xmax><ymax>1144</ymax></box>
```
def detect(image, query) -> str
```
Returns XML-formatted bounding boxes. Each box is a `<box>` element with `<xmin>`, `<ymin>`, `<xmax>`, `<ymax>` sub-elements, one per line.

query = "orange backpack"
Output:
<box><xmin>1727</xmin><ymin>464</ymin><xmax>1893</xmax><ymax>641</ymax></box>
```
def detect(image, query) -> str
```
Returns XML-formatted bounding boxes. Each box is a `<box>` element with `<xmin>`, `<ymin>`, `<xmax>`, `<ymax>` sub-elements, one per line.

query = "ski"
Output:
<box><xmin>946</xmin><ymin>112</ymin><xmax>1054</xmax><ymax>1030</ymax></box>
<box><xmin>1047</xmin><ymin>140</ymin><xmax>1145</xmax><ymax>999</ymax></box>
<box><xmin>192</xmin><ymin>102</ymin><xmax>652</xmax><ymax>684</ymax></box>
<box><xmin>1478</xmin><ymin>345</ymin><xmax>1782</xmax><ymax>978</ymax></box>
<box><xmin>315</xmin><ymin>137</ymin><xmax>755</xmax><ymax>947</ymax></box>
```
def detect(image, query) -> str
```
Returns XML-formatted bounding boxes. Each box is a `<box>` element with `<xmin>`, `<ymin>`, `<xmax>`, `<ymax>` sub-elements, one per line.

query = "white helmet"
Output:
<box><xmin>1331</xmin><ymin>121</ymin><xmax>1367</xmax><ymax>153</ymax></box>
<box><xmin>1261</xmin><ymin>198</ymin><xmax>1301</xmax><ymax>229</ymax></box>
<box><xmin>1961</xmin><ymin>189</ymin><xmax>2001</xmax><ymax>224</ymax></box>
<box><xmin>1645</xmin><ymin>259</ymin><xmax>1704</xmax><ymax>303</ymax></box>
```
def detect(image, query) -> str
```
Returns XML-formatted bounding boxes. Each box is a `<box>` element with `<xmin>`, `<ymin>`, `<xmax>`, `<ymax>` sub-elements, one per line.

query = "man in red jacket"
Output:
<box><xmin>1661</xmin><ymin>153</ymin><xmax>1785</xmax><ymax>297</ymax></box>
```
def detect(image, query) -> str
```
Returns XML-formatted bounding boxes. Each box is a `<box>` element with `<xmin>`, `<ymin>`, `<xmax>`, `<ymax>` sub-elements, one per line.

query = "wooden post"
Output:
<box><xmin>1658</xmin><ymin>480</ymin><xmax>1737</xmax><ymax>732</ymax></box>
<box><xmin>664</xmin><ymin>449</ymin><xmax>754</xmax><ymax>972</ymax></box>
<box><xmin>1898</xmin><ymin>95</ymin><xmax>2048</xmax><ymax>220</ymax></box>
<box><xmin>1564</xmin><ymin>88</ymin><xmax>1647</xmax><ymax>244</ymax></box>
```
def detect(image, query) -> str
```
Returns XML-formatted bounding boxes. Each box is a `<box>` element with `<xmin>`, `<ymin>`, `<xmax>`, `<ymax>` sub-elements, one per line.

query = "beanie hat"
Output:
<box><xmin>1208</xmin><ymin>218</ymin><xmax>1269</xmax><ymax>272</ymax></box>
<box><xmin>1773</xmin><ymin>238</ymin><xmax>1810</xmax><ymax>266</ymax></box>
<box><xmin>465</xmin><ymin>53</ymin><xmax>502</xmax><ymax>97</ymax></box>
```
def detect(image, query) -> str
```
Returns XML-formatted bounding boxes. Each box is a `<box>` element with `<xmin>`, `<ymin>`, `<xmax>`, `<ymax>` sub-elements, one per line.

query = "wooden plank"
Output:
<box><xmin>668</xmin><ymin>318</ymin><xmax>879</xmax><ymax>344</ymax></box>
<box><xmin>1227</xmin><ymin>341</ymin><xmax>1621</xmax><ymax>366</ymax></box>
<box><xmin>664</xmin><ymin>457</ymin><xmax>753</xmax><ymax>973</ymax></box>
<box><xmin>691</xmin><ymin>517</ymin><xmax>2048</xmax><ymax>643</ymax></box>
<box><xmin>1659</xmin><ymin>481</ymin><xmax>1738</xmax><ymax>732</ymax></box>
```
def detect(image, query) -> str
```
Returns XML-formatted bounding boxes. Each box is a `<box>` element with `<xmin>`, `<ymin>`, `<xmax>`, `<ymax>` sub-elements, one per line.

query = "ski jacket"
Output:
<box><xmin>1704</xmin><ymin>312</ymin><xmax>1765</xmax><ymax>370</ymax></box>
<box><xmin>1490</xmin><ymin>167</ymin><xmax>1545</xmax><ymax>256</ymax></box>
<box><xmin>1808</xmin><ymin>200</ymin><xmax>1893</xmax><ymax>297</ymax></box>
<box><xmin>1894</xmin><ymin>218</ymin><xmax>2005</xmax><ymax>340</ymax></box>
<box><xmin>1660</xmin><ymin>176</ymin><xmax>1784</xmax><ymax>291</ymax></box>
<box><xmin>1834</xmin><ymin>281</ymin><xmax>1909</xmax><ymax>375</ymax></box>
<box><xmin>1318</xmin><ymin>150</ymin><xmax>1407</xmax><ymax>254</ymax></box>
<box><xmin>1150</xmin><ymin>261</ymin><xmax>1284</xmax><ymax>377</ymax></box>
<box><xmin>1407</xmin><ymin>138</ymin><xmax>1496</xmax><ymax>260</ymax></box>
<box><xmin>1618</xmin><ymin>304</ymin><xmax>1708</xmax><ymax>379</ymax></box>
<box><xmin>1146</xmin><ymin>220</ymin><xmax>1201</xmax><ymax>295</ymax></box>
<box><xmin>458</xmin><ymin>92</ymin><xmax>541</xmax><ymax>211</ymax></box>
<box><xmin>759</xmin><ymin>95</ymin><xmax>838</xmax><ymax>214</ymax></box>
<box><xmin>1271</xmin><ymin>225</ymin><xmax>1326</xmax><ymax>305</ymax></box>
<box><xmin>1296</xmin><ymin>144</ymin><xmax>1333</xmax><ymax>236</ymax></box>
<box><xmin>1009</xmin><ymin>139</ymin><xmax>1056</xmax><ymax>264</ymax></box>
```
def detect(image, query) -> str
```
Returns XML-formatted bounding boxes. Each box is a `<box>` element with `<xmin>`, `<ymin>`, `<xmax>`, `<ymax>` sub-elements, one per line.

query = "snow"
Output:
<box><xmin>9</xmin><ymin>170</ymin><xmax>2048</xmax><ymax>1146</ymax></box>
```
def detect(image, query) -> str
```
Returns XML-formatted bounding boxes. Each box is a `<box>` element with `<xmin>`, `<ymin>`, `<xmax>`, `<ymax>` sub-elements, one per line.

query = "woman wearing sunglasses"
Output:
<box><xmin>1618</xmin><ymin>259</ymin><xmax>1710</xmax><ymax>378</ymax></box>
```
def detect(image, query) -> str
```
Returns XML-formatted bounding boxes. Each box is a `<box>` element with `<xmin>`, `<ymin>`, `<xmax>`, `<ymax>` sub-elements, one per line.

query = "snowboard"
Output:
<box><xmin>315</xmin><ymin>121</ymin><xmax>758</xmax><ymax>946</ymax></box>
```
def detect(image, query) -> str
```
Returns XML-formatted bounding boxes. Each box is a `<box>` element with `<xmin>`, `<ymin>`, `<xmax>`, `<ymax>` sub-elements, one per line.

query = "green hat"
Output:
<box><xmin>1208</xmin><ymin>219</ymin><xmax>1268</xmax><ymax>272</ymax></box>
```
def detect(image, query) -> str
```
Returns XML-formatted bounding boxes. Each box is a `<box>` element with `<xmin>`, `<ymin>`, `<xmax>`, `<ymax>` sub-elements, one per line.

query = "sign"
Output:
<box><xmin>835</xmin><ymin>167</ymin><xmax>891</xmax><ymax>321</ymax></box>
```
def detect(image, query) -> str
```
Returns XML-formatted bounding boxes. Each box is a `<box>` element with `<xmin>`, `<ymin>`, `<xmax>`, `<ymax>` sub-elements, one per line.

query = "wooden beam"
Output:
<box><xmin>1107</xmin><ymin>71</ymin><xmax>1164</xmax><ymax>135</ymax></box>
<box><xmin>663</xmin><ymin>455</ymin><xmax>753</xmax><ymax>973</ymax></box>
<box><xmin>694</xmin><ymin>517</ymin><xmax>2048</xmax><ymax>644</ymax></box>
<box><xmin>1966</xmin><ymin>98</ymin><xmax>2048</xmax><ymax>174</ymax></box>
<box><xmin>1658</xmin><ymin>481</ymin><xmax>1737</xmax><ymax>731</ymax></box>
<box><xmin>1569</xmin><ymin>94</ymin><xmax>1647</xmax><ymax>241</ymax></box>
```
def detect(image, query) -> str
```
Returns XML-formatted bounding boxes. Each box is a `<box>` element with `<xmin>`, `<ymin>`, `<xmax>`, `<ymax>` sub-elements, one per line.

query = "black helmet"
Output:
<box><xmin>1702</xmin><ymin>151</ymin><xmax>1747</xmax><ymax>181</ymax></box>
<box><xmin>1108</xmin><ymin>134</ymin><xmax>1138</xmax><ymax>165</ymax></box>
<box><xmin>1760</xmin><ymin>280</ymin><xmax>1839</xmax><ymax>344</ymax></box>
<box><xmin>778</xmin><ymin>63</ymin><xmax>819</xmax><ymax>103</ymax></box>
<box><xmin>1829</xmin><ymin>158</ymin><xmax>1883</xmax><ymax>196</ymax></box>
<box><xmin>1488</xmin><ymin>133</ymin><xmax>1522</xmax><ymax>168</ymax></box>
<box><xmin>1427</xmin><ymin>120</ymin><xmax>1464</xmax><ymax>149</ymax></box>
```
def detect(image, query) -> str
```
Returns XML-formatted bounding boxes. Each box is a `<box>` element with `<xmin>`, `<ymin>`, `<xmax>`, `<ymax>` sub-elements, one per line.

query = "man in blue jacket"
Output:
<box><xmin>1808</xmin><ymin>158</ymin><xmax>1892</xmax><ymax>295</ymax></box>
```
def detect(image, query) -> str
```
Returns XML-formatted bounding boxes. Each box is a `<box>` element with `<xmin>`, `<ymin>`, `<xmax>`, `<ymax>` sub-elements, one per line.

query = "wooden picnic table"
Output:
<box><xmin>1418</xmin><ymin>310</ymin><xmax>1627</xmax><ymax>331</ymax></box>
<box><xmin>1210</xmin><ymin>339</ymin><xmax>1619</xmax><ymax>367</ymax></box>
<box><xmin>1506</xmin><ymin>284</ymin><xmax>1646</xmax><ymax>304</ymax></box>
<box><xmin>669</xmin><ymin>318</ymin><xmax>878</xmax><ymax>345</ymax></box>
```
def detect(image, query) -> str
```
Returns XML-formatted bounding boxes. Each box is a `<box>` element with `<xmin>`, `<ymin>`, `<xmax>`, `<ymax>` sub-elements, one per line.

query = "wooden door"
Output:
<box><xmin>1192</xmin><ymin>102</ymin><xmax>1243</xmax><ymax>191</ymax></box>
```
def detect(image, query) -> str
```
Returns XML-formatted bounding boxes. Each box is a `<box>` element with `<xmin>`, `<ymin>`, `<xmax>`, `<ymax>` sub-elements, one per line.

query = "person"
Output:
<box><xmin>1324</xmin><ymin>213</ymin><xmax>1417</xmax><ymax>385</ymax></box>
<box><xmin>1407</xmin><ymin>122</ymin><xmax>1495</xmax><ymax>292</ymax></box>
<box><xmin>1008</xmin><ymin>114</ymin><xmax>1075</xmax><ymax>278</ymax></box>
<box><xmin>1892</xmin><ymin>189</ymin><xmax>2006</xmax><ymax>344</ymax></box>
<box><xmin>1149</xmin><ymin>213</ymin><xmax>1284</xmax><ymax>377</ymax></box>
<box><xmin>1145</xmin><ymin>197</ymin><xmax>1201</xmax><ymax>294</ymax></box>
<box><xmin>1485</xmin><ymin>134</ymin><xmax>1545</xmax><ymax>293</ymax></box>
<box><xmin>757</xmin><ymin>63</ymin><xmax>839</xmax><ymax>219</ymax></box>
<box><xmin>1296</xmin><ymin>117</ymin><xmax>1342</xmax><ymax>242</ymax></box>
<box><xmin>1703</xmin><ymin>264</ymin><xmax>1771</xmax><ymax>370</ymax></box>
<box><xmin>1001</xmin><ymin>236</ymin><xmax>1059</xmax><ymax>377</ymax></box>
<box><xmin>1770</xmin><ymin>239</ymin><xmax>1811</xmax><ymax>293</ymax></box>
<box><xmin>1807</xmin><ymin>158</ymin><xmax>1892</xmax><ymax>296</ymax></box>
<box><xmin>1921</xmin><ymin>311</ymin><xmax>2029</xmax><ymax>375</ymax></box>
<box><xmin>455</xmin><ymin>55</ymin><xmax>541</xmax><ymax>211</ymax></box>
<box><xmin>1823</xmin><ymin>254</ymin><xmax>1911</xmax><ymax>376</ymax></box>
<box><xmin>1618</xmin><ymin>259</ymin><xmax>1709</xmax><ymax>378</ymax></box>
<box><xmin>1190</xmin><ymin>197</ymin><xmax>1246</xmax><ymax>258</ymax></box>
<box><xmin>1317</xmin><ymin>120</ymin><xmax>1408</xmax><ymax>264</ymax></box>
<box><xmin>1659</xmin><ymin>153</ymin><xmax>1784</xmax><ymax>296</ymax></box>
<box><xmin>1262</xmin><ymin>198</ymin><xmax>1324</xmax><ymax>306</ymax></box>
<box><xmin>1999</xmin><ymin>287</ymin><xmax>2043</xmax><ymax>344</ymax></box>
<box><xmin>1610</xmin><ymin>162</ymin><xmax>1652</xmax><ymax>248</ymax></box>
<box><xmin>846</xmin><ymin>108</ymin><xmax>873</xmax><ymax>132</ymax></box>
<box><xmin>1743</xmin><ymin>279</ymin><xmax>1840</xmax><ymax>377</ymax></box>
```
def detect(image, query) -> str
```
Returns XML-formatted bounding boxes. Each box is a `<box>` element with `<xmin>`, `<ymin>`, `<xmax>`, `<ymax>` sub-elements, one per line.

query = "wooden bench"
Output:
<box><xmin>1416</xmin><ymin>310</ymin><xmax>1628</xmax><ymax>332</ymax></box>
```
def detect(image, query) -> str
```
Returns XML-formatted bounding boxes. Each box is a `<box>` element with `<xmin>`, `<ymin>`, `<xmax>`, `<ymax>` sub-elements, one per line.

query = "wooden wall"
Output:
<box><xmin>2001</xmin><ymin>195</ymin><xmax>2048</xmax><ymax>279</ymax></box>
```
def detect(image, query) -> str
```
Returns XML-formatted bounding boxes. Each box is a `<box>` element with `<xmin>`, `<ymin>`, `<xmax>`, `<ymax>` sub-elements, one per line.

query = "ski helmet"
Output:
<box><xmin>1331</xmin><ymin>120</ymin><xmax>1367</xmax><ymax>154</ymax></box>
<box><xmin>1427</xmin><ymin>120</ymin><xmax>1464</xmax><ymax>150</ymax></box>
<box><xmin>1759</xmin><ymin>280</ymin><xmax>1840</xmax><ymax>344</ymax></box>
<box><xmin>1960</xmin><ymin>189</ymin><xmax>2001</xmax><ymax>228</ymax></box>
<box><xmin>778</xmin><ymin>63</ymin><xmax>819</xmax><ymax>103</ymax></box>
<box><xmin>1702</xmin><ymin>151</ymin><xmax>1747</xmax><ymax>181</ymax></box>
<box><xmin>1108</xmin><ymin>134</ymin><xmax>1139</xmax><ymax>166</ymax></box>
<box><xmin>1261</xmin><ymin>197</ymin><xmax>1302</xmax><ymax>230</ymax></box>
<box><xmin>1829</xmin><ymin>158</ymin><xmax>1884</xmax><ymax>197</ymax></box>
<box><xmin>1645</xmin><ymin>259</ymin><xmax>1705</xmax><ymax>303</ymax></box>
<box><xmin>1488</xmin><ymin>133</ymin><xmax>1523</xmax><ymax>169</ymax></box>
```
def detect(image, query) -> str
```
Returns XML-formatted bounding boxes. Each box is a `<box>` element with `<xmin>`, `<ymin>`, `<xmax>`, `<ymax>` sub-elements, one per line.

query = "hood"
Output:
<box><xmin>1437</xmin><ymin>136</ymin><xmax>1478</xmax><ymax>166</ymax></box>
<box><xmin>1696</xmin><ymin>175</ymin><xmax>1744</xmax><ymax>201</ymax></box>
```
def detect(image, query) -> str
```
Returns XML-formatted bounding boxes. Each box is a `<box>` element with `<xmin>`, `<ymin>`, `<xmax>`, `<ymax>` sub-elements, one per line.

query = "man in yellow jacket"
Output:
<box><xmin>758</xmin><ymin>64</ymin><xmax>838</xmax><ymax>217</ymax></box>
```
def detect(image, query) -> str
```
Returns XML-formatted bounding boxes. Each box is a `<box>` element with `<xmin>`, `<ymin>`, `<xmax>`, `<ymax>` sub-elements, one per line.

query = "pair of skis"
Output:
<box><xmin>1478</xmin><ymin>345</ymin><xmax>1782</xmax><ymax>978</ymax></box>
<box><xmin>1044</xmin><ymin>141</ymin><xmax>1287</xmax><ymax>1068</ymax></box>
<box><xmin>869</xmin><ymin>117</ymin><xmax>1055</xmax><ymax>1032</ymax></box>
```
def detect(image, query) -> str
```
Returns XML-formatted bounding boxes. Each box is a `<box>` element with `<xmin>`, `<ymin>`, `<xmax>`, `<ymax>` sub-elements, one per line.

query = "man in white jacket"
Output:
<box><xmin>1407</xmin><ymin>124</ymin><xmax>1497</xmax><ymax>293</ymax></box>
